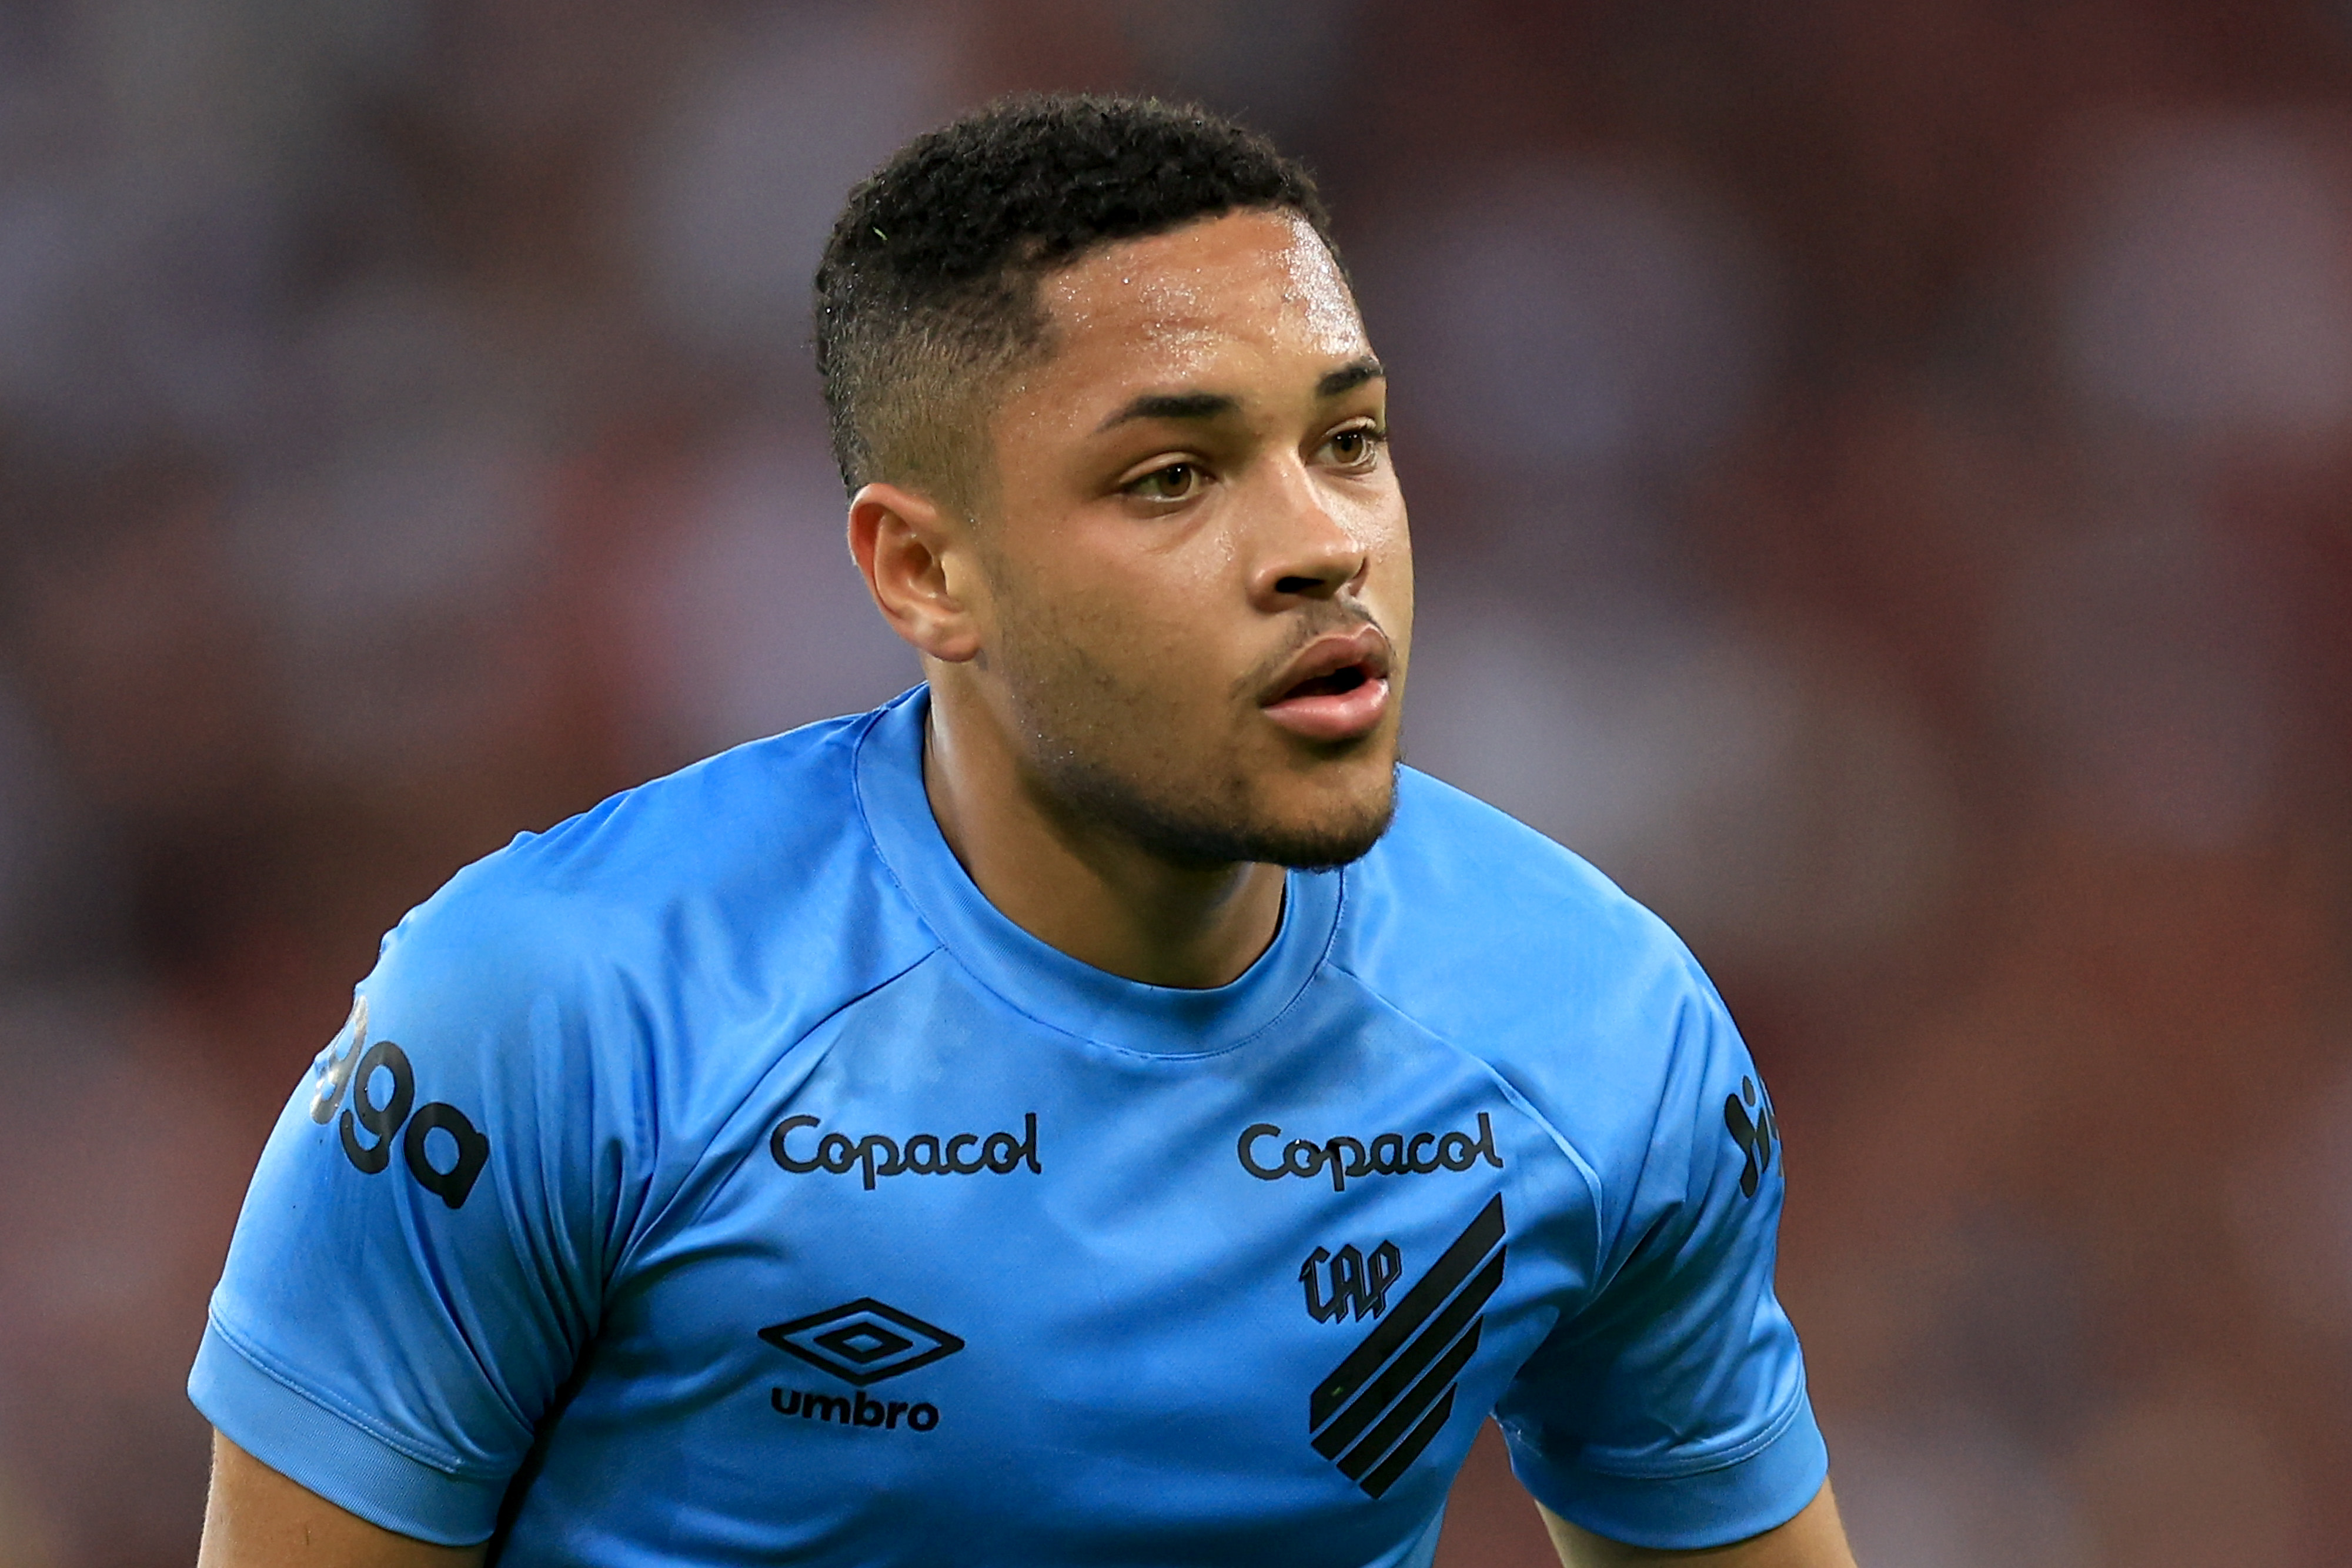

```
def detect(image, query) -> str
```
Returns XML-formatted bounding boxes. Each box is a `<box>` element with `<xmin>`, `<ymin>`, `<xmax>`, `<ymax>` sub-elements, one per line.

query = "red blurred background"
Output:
<box><xmin>1</xmin><ymin>3</ymin><xmax>2349</xmax><ymax>1563</ymax></box>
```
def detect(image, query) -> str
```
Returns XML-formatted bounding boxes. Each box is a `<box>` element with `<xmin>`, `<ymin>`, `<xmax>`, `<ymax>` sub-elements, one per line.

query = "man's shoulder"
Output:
<box><xmin>1347</xmin><ymin>765</ymin><xmax>1692</xmax><ymax>982</ymax></box>
<box><xmin>374</xmin><ymin>706</ymin><xmax>933</xmax><ymax>1030</ymax></box>
<box><xmin>463</xmin><ymin>709</ymin><xmax>877</xmax><ymax>910</ymax></box>
<box><xmin>1335</xmin><ymin>768</ymin><xmax>1717</xmax><ymax>1117</ymax></box>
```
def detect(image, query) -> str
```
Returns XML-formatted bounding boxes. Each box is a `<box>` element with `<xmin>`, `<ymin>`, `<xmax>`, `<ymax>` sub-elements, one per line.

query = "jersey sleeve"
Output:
<box><xmin>188</xmin><ymin>875</ymin><xmax>644</xmax><ymax>1546</ymax></box>
<box><xmin>1492</xmin><ymin>957</ymin><xmax>1828</xmax><ymax>1550</ymax></box>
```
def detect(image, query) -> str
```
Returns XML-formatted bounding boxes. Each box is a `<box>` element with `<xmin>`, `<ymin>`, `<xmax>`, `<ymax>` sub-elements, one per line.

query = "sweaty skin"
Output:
<box><xmin>201</xmin><ymin>1435</ymin><xmax>483</xmax><ymax>1568</ymax></box>
<box><xmin>198</xmin><ymin>208</ymin><xmax>1856</xmax><ymax>1568</ymax></box>
<box><xmin>1546</xmin><ymin>1484</ymin><xmax>1855</xmax><ymax>1566</ymax></box>
<box><xmin>853</xmin><ymin>209</ymin><xmax>1410</xmax><ymax>988</ymax></box>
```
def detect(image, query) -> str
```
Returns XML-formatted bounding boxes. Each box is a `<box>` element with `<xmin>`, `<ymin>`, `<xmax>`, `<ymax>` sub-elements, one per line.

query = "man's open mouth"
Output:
<box><xmin>1278</xmin><ymin>664</ymin><xmax>1373</xmax><ymax>702</ymax></box>
<box><xmin>1258</xmin><ymin>626</ymin><xmax>1394</xmax><ymax>743</ymax></box>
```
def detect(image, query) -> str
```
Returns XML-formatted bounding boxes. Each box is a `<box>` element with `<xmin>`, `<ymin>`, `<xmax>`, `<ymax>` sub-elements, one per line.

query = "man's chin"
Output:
<box><xmin>1247</xmin><ymin>818</ymin><xmax>1394</xmax><ymax>872</ymax></box>
<box><xmin>1139</xmin><ymin>768</ymin><xmax>1399</xmax><ymax>872</ymax></box>
<box><xmin>1025</xmin><ymin>722</ymin><xmax>1399</xmax><ymax>872</ymax></box>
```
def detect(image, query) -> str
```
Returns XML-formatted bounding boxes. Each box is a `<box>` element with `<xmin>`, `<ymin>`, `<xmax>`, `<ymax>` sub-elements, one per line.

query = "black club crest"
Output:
<box><xmin>1301</xmin><ymin>1241</ymin><xmax>1403</xmax><ymax>1324</ymax></box>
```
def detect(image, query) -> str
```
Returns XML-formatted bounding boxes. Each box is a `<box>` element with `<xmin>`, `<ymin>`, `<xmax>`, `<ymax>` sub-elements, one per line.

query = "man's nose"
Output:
<box><xmin>1246</xmin><ymin>457</ymin><xmax>1369</xmax><ymax>608</ymax></box>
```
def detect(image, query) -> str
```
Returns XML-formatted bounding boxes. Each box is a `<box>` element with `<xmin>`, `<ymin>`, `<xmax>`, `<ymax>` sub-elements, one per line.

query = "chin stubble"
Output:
<box><xmin>1034</xmin><ymin>747</ymin><xmax>1399</xmax><ymax>872</ymax></box>
<box><xmin>994</xmin><ymin>631</ymin><xmax>1398</xmax><ymax>874</ymax></box>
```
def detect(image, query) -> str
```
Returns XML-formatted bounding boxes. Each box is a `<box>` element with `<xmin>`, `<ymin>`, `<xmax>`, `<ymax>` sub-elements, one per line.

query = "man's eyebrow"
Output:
<box><xmin>1092</xmin><ymin>359</ymin><xmax>1384</xmax><ymax>433</ymax></box>
<box><xmin>1094</xmin><ymin>391</ymin><xmax>1238</xmax><ymax>432</ymax></box>
<box><xmin>1316</xmin><ymin>357</ymin><xmax>1385</xmax><ymax>399</ymax></box>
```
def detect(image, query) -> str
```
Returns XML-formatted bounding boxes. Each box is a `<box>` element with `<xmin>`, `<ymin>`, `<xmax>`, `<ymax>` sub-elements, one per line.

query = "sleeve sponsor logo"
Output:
<box><xmin>1723</xmin><ymin>1074</ymin><xmax>1778</xmax><ymax>1199</ymax></box>
<box><xmin>769</xmin><ymin>1114</ymin><xmax>1040</xmax><ymax>1191</ymax></box>
<box><xmin>307</xmin><ymin>997</ymin><xmax>491</xmax><ymax>1209</ymax></box>
<box><xmin>1309</xmin><ymin>1195</ymin><xmax>1505</xmax><ymax>1499</ymax></box>
<box><xmin>1237</xmin><ymin>1113</ymin><xmax>1502</xmax><ymax>1191</ymax></box>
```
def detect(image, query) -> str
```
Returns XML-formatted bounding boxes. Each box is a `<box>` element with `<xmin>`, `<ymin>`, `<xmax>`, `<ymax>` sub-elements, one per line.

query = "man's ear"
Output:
<box><xmin>848</xmin><ymin>481</ymin><xmax>984</xmax><ymax>663</ymax></box>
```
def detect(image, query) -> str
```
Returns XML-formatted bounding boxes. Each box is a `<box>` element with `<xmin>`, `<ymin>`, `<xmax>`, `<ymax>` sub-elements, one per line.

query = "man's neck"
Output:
<box><xmin>920</xmin><ymin>688</ymin><xmax>1287</xmax><ymax>990</ymax></box>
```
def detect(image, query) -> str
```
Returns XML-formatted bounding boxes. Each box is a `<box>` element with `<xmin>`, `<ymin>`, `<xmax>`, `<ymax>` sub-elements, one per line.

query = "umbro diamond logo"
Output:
<box><xmin>759</xmin><ymin>1299</ymin><xmax>965</xmax><ymax>1387</ymax></box>
<box><xmin>1310</xmin><ymin>1195</ymin><xmax>1505</xmax><ymax>1499</ymax></box>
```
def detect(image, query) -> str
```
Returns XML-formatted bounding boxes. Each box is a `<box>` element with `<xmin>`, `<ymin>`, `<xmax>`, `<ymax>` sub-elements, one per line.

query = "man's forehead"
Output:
<box><xmin>1038</xmin><ymin>210</ymin><xmax>1367</xmax><ymax>363</ymax></box>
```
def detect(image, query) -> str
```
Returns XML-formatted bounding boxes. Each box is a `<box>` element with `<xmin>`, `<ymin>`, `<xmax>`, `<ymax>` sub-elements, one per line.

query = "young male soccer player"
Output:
<box><xmin>192</xmin><ymin>96</ymin><xmax>1856</xmax><ymax>1567</ymax></box>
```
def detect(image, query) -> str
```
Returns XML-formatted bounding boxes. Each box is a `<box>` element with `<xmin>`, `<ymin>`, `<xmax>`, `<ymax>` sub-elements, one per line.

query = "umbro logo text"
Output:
<box><xmin>771</xmin><ymin>1113</ymin><xmax>1040</xmax><ymax>1190</ymax></box>
<box><xmin>1239</xmin><ymin>1114</ymin><xmax>1502</xmax><ymax>1191</ymax></box>
<box><xmin>759</xmin><ymin>1301</ymin><xmax>958</xmax><ymax>1435</ymax></box>
<box><xmin>770</xmin><ymin>1388</ymin><xmax>940</xmax><ymax>1432</ymax></box>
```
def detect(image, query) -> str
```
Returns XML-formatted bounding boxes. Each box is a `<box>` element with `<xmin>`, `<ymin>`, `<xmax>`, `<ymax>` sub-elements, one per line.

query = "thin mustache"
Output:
<box><xmin>1232</xmin><ymin>604</ymin><xmax>1386</xmax><ymax>701</ymax></box>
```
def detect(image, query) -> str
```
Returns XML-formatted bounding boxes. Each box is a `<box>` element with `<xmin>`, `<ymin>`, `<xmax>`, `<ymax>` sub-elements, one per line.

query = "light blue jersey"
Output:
<box><xmin>191</xmin><ymin>686</ymin><xmax>1825</xmax><ymax>1564</ymax></box>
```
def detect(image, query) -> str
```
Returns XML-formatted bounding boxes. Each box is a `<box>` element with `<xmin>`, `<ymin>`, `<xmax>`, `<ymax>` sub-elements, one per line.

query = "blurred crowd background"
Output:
<box><xmin>1</xmin><ymin>1</ymin><xmax>2348</xmax><ymax>1563</ymax></box>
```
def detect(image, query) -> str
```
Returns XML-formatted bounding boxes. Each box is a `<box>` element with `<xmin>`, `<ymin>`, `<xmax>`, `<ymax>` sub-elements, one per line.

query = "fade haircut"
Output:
<box><xmin>814</xmin><ymin>93</ymin><xmax>1337</xmax><ymax>508</ymax></box>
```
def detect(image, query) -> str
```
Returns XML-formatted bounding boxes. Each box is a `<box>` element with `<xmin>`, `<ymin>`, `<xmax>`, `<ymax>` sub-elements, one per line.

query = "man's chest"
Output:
<box><xmin>503</xmin><ymin>977</ymin><xmax>1599</xmax><ymax>1567</ymax></box>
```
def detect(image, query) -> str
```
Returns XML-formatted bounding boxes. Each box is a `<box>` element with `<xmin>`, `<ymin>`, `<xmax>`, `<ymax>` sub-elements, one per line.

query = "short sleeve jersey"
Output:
<box><xmin>191</xmin><ymin>686</ymin><xmax>1825</xmax><ymax>1566</ymax></box>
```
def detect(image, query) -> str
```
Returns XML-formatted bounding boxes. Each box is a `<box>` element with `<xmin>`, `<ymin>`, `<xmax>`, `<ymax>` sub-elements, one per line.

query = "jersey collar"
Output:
<box><xmin>853</xmin><ymin>686</ymin><xmax>1341</xmax><ymax>1058</ymax></box>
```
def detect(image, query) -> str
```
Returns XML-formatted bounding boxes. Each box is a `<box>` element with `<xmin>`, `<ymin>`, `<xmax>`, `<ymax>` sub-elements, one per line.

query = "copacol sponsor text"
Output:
<box><xmin>1238</xmin><ymin>1114</ymin><xmax>1502</xmax><ymax>1191</ymax></box>
<box><xmin>771</xmin><ymin>1114</ymin><xmax>1041</xmax><ymax>1189</ymax></box>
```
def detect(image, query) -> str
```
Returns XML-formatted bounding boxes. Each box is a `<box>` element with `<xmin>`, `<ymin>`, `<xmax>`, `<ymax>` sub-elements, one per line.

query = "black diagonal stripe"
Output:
<box><xmin>1311</xmin><ymin>1195</ymin><xmax>1505</xmax><ymax>1433</ymax></box>
<box><xmin>1359</xmin><ymin>1385</ymin><xmax>1456</xmax><ymax>1499</ymax></box>
<box><xmin>1338</xmin><ymin>1318</ymin><xmax>1484</xmax><ymax>1482</ymax></box>
<box><xmin>1312</xmin><ymin>1246</ymin><xmax>1503</xmax><ymax>1459</ymax></box>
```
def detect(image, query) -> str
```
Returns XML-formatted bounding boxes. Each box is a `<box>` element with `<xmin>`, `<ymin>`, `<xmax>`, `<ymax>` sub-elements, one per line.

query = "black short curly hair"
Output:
<box><xmin>814</xmin><ymin>93</ymin><xmax>1337</xmax><ymax>505</ymax></box>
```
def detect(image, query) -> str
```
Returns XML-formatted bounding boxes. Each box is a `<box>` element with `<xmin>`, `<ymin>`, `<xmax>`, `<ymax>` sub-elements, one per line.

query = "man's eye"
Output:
<box><xmin>1325</xmin><ymin>427</ymin><xmax>1385</xmax><ymax>466</ymax></box>
<box><xmin>1129</xmin><ymin>463</ymin><xmax>1199</xmax><ymax>501</ymax></box>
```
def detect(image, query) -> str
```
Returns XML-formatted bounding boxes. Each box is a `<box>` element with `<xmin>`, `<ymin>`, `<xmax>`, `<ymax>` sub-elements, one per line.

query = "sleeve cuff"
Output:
<box><xmin>1503</xmin><ymin>1391</ymin><xmax>1830</xmax><ymax>1551</ymax></box>
<box><xmin>187</xmin><ymin>1319</ymin><xmax>509</xmax><ymax>1547</ymax></box>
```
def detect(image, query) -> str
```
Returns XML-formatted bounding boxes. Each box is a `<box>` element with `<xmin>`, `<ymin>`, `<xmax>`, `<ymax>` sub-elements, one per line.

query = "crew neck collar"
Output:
<box><xmin>852</xmin><ymin>687</ymin><xmax>1340</xmax><ymax>1058</ymax></box>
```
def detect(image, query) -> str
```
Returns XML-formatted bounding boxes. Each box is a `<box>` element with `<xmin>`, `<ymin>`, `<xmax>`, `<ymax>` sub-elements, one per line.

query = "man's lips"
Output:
<box><xmin>1259</xmin><ymin>625</ymin><xmax>1394</xmax><ymax>743</ymax></box>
